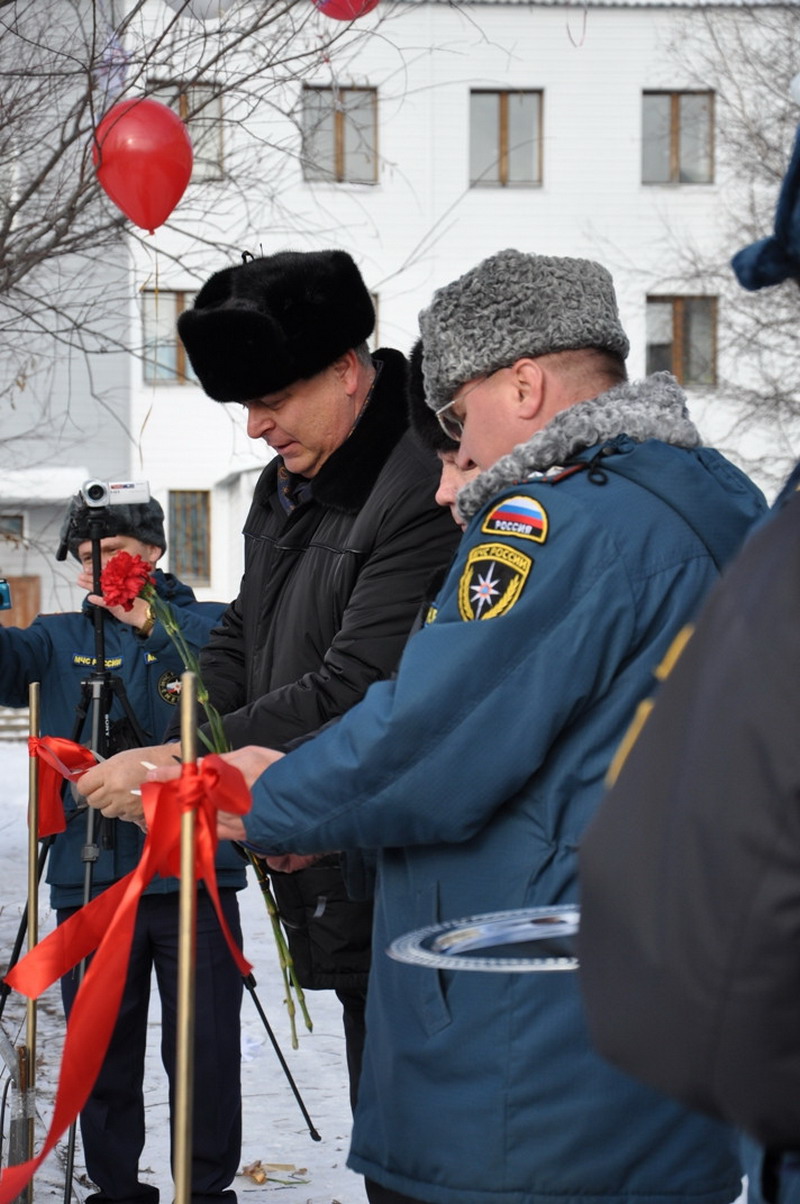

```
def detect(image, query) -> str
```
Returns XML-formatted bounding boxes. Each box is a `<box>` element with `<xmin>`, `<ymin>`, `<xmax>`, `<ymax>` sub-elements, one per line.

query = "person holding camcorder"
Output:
<box><xmin>0</xmin><ymin>487</ymin><xmax>245</xmax><ymax>1204</ymax></box>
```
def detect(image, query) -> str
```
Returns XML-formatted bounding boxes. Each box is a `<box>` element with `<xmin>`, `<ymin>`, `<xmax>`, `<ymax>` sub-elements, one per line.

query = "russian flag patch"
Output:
<box><xmin>481</xmin><ymin>495</ymin><xmax>548</xmax><ymax>544</ymax></box>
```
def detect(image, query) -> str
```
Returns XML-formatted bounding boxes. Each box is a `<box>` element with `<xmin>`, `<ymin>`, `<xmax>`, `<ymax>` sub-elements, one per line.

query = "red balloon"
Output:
<box><xmin>92</xmin><ymin>98</ymin><xmax>193</xmax><ymax>234</ymax></box>
<box><xmin>312</xmin><ymin>0</ymin><xmax>379</xmax><ymax>19</ymax></box>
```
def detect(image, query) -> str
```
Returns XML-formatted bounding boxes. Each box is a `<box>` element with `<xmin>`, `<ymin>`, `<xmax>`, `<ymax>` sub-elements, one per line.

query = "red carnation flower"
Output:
<box><xmin>99</xmin><ymin>551</ymin><xmax>155</xmax><ymax>611</ymax></box>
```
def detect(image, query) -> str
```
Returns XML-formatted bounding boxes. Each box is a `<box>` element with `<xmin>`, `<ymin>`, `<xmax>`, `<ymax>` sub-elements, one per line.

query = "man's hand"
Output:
<box><xmin>220</xmin><ymin>745</ymin><xmax>285</xmax><ymax>787</ymax></box>
<box><xmin>80</xmin><ymin>571</ymin><xmax>152</xmax><ymax>630</ymax></box>
<box><xmin>146</xmin><ymin>745</ymin><xmax>285</xmax><ymax>843</ymax></box>
<box><xmin>80</xmin><ymin>744</ymin><xmax>180</xmax><ymax>823</ymax></box>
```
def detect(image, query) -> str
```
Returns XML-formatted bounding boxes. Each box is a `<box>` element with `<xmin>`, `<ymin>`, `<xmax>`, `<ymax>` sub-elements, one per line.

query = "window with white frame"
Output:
<box><xmin>0</xmin><ymin>515</ymin><xmax>23</xmax><ymax>542</ymax></box>
<box><xmin>169</xmin><ymin>491</ymin><xmax>210</xmax><ymax>585</ymax></box>
<box><xmin>142</xmin><ymin>290</ymin><xmax>196</xmax><ymax>385</ymax></box>
<box><xmin>149</xmin><ymin>81</ymin><xmax>223</xmax><ymax>182</ymax></box>
<box><xmin>302</xmin><ymin>85</ymin><xmax>378</xmax><ymax>184</ymax></box>
<box><xmin>642</xmin><ymin>92</ymin><xmax>714</xmax><ymax>184</ymax></box>
<box><xmin>470</xmin><ymin>90</ymin><xmax>542</xmax><ymax>187</ymax></box>
<box><xmin>646</xmin><ymin>296</ymin><xmax>717</xmax><ymax>386</ymax></box>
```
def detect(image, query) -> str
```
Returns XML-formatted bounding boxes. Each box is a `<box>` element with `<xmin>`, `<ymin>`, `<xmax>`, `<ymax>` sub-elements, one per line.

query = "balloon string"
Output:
<box><xmin>136</xmin><ymin>246</ymin><xmax>158</xmax><ymax>472</ymax></box>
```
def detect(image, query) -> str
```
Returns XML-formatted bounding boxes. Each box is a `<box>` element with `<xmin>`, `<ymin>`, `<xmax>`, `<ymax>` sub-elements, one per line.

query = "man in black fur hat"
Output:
<box><xmin>81</xmin><ymin>249</ymin><xmax>460</xmax><ymax>1113</ymax></box>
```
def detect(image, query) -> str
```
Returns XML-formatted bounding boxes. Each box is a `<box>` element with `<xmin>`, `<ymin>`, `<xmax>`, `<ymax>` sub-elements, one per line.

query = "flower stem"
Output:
<box><xmin>246</xmin><ymin>850</ymin><xmax>313</xmax><ymax>1047</ymax></box>
<box><xmin>144</xmin><ymin>585</ymin><xmax>312</xmax><ymax>1042</ymax></box>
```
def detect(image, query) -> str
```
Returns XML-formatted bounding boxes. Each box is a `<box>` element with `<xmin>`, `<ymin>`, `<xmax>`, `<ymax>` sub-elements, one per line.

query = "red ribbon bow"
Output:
<box><xmin>28</xmin><ymin>736</ymin><xmax>100</xmax><ymax>837</ymax></box>
<box><xmin>0</xmin><ymin>755</ymin><xmax>252</xmax><ymax>1204</ymax></box>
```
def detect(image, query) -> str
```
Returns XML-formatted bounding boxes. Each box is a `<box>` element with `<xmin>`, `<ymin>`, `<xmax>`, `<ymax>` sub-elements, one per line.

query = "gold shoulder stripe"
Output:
<box><xmin>605</xmin><ymin>624</ymin><xmax>696</xmax><ymax>787</ymax></box>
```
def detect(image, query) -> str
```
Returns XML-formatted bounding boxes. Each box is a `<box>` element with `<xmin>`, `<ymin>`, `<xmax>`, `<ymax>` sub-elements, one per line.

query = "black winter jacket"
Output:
<box><xmin>198</xmin><ymin>349</ymin><xmax>460</xmax><ymax>987</ymax></box>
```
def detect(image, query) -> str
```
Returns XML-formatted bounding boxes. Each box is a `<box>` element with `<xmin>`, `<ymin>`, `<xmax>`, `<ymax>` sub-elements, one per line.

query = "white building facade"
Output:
<box><xmin>2</xmin><ymin>0</ymin><xmax>796</xmax><ymax>619</ymax></box>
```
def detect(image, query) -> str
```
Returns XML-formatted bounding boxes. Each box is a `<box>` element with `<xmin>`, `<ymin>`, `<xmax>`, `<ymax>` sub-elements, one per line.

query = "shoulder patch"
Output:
<box><xmin>457</xmin><ymin>543</ymin><xmax>532</xmax><ymax>621</ymax></box>
<box><xmin>157</xmin><ymin>670</ymin><xmax>182</xmax><ymax>704</ymax></box>
<box><xmin>481</xmin><ymin>495</ymin><xmax>548</xmax><ymax>543</ymax></box>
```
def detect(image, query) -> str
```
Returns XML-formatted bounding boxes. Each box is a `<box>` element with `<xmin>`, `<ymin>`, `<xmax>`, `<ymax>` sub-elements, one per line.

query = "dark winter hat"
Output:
<box><xmin>58</xmin><ymin>495</ymin><xmax>166</xmax><ymax>562</ymax></box>
<box><xmin>407</xmin><ymin>339</ymin><xmax>458</xmax><ymax>454</ymax></box>
<box><xmin>417</xmin><ymin>249</ymin><xmax>630</xmax><ymax>413</ymax></box>
<box><xmin>177</xmin><ymin>250</ymin><xmax>376</xmax><ymax>403</ymax></box>
<box><xmin>732</xmin><ymin>123</ymin><xmax>800</xmax><ymax>290</ymax></box>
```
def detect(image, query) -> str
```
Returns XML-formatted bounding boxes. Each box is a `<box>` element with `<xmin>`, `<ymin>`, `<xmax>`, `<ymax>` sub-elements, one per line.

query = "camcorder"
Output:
<box><xmin>0</xmin><ymin>579</ymin><xmax>11</xmax><ymax>610</ymax></box>
<box><xmin>56</xmin><ymin>479</ymin><xmax>152</xmax><ymax>561</ymax></box>
<box><xmin>81</xmin><ymin>479</ymin><xmax>150</xmax><ymax>508</ymax></box>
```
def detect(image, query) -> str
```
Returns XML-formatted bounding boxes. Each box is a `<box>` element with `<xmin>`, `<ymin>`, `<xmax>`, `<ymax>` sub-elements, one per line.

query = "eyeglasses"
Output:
<box><xmin>436</xmin><ymin>368</ymin><xmax>505</xmax><ymax>441</ymax></box>
<box><xmin>437</xmin><ymin>395</ymin><xmax>468</xmax><ymax>441</ymax></box>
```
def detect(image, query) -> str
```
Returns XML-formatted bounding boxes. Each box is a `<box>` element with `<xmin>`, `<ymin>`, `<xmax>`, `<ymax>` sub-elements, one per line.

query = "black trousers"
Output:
<box><xmin>335</xmin><ymin>984</ymin><xmax>368</xmax><ymax>1112</ymax></box>
<box><xmin>59</xmin><ymin>889</ymin><xmax>244</xmax><ymax>1204</ymax></box>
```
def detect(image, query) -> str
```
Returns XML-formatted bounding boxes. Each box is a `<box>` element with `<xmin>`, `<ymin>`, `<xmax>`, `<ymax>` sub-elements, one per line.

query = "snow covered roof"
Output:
<box><xmin>0</xmin><ymin>467</ymin><xmax>89</xmax><ymax>506</ymax></box>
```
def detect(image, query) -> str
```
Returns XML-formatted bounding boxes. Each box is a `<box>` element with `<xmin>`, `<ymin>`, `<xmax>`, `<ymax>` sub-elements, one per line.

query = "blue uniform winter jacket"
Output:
<box><xmin>0</xmin><ymin>570</ymin><xmax>244</xmax><ymax>907</ymax></box>
<box><xmin>239</xmin><ymin>376</ymin><xmax>767</xmax><ymax>1204</ymax></box>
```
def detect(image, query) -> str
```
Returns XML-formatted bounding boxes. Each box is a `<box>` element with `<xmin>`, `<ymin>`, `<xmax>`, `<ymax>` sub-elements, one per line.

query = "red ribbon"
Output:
<box><xmin>0</xmin><ymin>755</ymin><xmax>252</xmax><ymax>1204</ymax></box>
<box><xmin>27</xmin><ymin>737</ymin><xmax>100</xmax><ymax>837</ymax></box>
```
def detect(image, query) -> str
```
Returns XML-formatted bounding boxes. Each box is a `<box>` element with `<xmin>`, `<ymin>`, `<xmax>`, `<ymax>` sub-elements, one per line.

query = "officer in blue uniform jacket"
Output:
<box><xmin>96</xmin><ymin>251</ymin><xmax>767</xmax><ymax>1204</ymax></box>
<box><xmin>0</xmin><ymin>494</ymin><xmax>245</xmax><ymax>1204</ymax></box>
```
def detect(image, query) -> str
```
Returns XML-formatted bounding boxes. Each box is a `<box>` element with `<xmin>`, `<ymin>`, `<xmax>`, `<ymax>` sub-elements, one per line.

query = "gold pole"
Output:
<box><xmin>20</xmin><ymin>684</ymin><xmax>40</xmax><ymax>1204</ymax></box>
<box><xmin>173</xmin><ymin>673</ymin><xmax>198</xmax><ymax>1204</ymax></box>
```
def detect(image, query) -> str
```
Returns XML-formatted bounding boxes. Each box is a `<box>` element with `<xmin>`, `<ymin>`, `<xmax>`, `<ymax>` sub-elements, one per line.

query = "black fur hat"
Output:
<box><xmin>177</xmin><ymin>250</ymin><xmax>375</xmax><ymax>403</ymax></box>
<box><xmin>407</xmin><ymin>339</ymin><xmax>458</xmax><ymax>454</ymax></box>
<box><xmin>58</xmin><ymin>495</ymin><xmax>166</xmax><ymax>562</ymax></box>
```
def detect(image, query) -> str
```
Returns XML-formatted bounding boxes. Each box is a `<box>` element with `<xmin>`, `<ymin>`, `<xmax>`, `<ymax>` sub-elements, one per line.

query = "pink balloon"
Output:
<box><xmin>312</xmin><ymin>0</ymin><xmax>380</xmax><ymax>20</ymax></box>
<box><xmin>92</xmin><ymin>98</ymin><xmax>193</xmax><ymax>234</ymax></box>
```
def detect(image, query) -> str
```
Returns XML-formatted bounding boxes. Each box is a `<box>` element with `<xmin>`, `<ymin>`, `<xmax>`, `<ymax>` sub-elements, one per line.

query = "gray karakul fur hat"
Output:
<box><xmin>177</xmin><ymin>250</ymin><xmax>375</xmax><ymax>403</ymax></box>
<box><xmin>418</xmin><ymin>248</ymin><xmax>631</xmax><ymax>412</ymax></box>
<box><xmin>407</xmin><ymin>339</ymin><xmax>458</xmax><ymax>454</ymax></box>
<box><xmin>58</xmin><ymin>495</ymin><xmax>166</xmax><ymax>562</ymax></box>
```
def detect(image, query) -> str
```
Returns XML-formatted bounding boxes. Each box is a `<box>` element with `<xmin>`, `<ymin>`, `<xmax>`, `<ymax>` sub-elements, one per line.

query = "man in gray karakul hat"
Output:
<box><xmin>87</xmin><ymin>248</ymin><xmax>765</xmax><ymax>1204</ymax></box>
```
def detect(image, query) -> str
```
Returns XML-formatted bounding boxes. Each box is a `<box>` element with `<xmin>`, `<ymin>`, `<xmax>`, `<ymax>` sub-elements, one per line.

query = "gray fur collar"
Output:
<box><xmin>458</xmin><ymin>371</ymin><xmax>700</xmax><ymax>521</ymax></box>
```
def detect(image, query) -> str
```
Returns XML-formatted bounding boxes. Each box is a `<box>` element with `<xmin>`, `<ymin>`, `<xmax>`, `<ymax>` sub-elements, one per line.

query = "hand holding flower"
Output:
<box><xmin>79</xmin><ymin>552</ymin><xmax>154</xmax><ymax>630</ymax></box>
<box><xmin>97</xmin><ymin>550</ymin><xmax>154</xmax><ymax>608</ymax></box>
<box><xmin>84</xmin><ymin>587</ymin><xmax>153</xmax><ymax>631</ymax></box>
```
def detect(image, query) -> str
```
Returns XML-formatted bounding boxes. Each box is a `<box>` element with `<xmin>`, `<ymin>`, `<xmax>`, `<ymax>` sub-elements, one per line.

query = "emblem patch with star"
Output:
<box><xmin>481</xmin><ymin>495</ymin><xmax>548</xmax><ymax>543</ymax></box>
<box><xmin>457</xmin><ymin>542</ymin><xmax>532</xmax><ymax>621</ymax></box>
<box><xmin>157</xmin><ymin>670</ymin><xmax>182</xmax><ymax>704</ymax></box>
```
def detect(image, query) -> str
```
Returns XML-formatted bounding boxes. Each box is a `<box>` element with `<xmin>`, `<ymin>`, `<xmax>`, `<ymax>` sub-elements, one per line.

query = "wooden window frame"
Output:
<box><xmin>149</xmin><ymin>80</ymin><xmax>224</xmax><ymax>181</ymax></box>
<box><xmin>647</xmin><ymin>295</ymin><xmax>718</xmax><ymax>387</ymax></box>
<box><xmin>303</xmin><ymin>85</ymin><xmax>378</xmax><ymax>184</ymax></box>
<box><xmin>642</xmin><ymin>90</ymin><xmax>714</xmax><ymax>185</ymax></box>
<box><xmin>470</xmin><ymin>89</ymin><xmax>543</xmax><ymax>188</ymax></box>
<box><xmin>142</xmin><ymin>289</ymin><xmax>196</xmax><ymax>385</ymax></box>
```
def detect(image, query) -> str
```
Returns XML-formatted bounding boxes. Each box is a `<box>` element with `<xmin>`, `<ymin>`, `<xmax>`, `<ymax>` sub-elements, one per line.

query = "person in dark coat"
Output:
<box><xmin>0</xmin><ymin>495</ymin><xmax>243</xmax><ymax>1204</ymax></box>
<box><xmin>578</xmin><ymin>464</ymin><xmax>800</xmax><ymax>1204</ymax></box>
<box><xmin>80</xmin><ymin>250</ymin><xmax>461</xmax><ymax>1113</ymax></box>
<box><xmin>578</xmin><ymin>120</ymin><xmax>800</xmax><ymax>1204</ymax></box>
<box><xmin>132</xmin><ymin>249</ymin><xmax>767</xmax><ymax>1204</ymax></box>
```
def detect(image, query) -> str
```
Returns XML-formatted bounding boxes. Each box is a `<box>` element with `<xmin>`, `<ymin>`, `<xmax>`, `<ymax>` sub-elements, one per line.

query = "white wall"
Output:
<box><xmin>124</xmin><ymin>0</ymin><xmax>798</xmax><ymax>604</ymax></box>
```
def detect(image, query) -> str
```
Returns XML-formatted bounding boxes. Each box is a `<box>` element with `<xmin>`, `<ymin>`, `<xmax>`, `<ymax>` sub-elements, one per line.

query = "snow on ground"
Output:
<box><xmin>0</xmin><ymin>741</ymin><xmax>367</xmax><ymax>1204</ymax></box>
